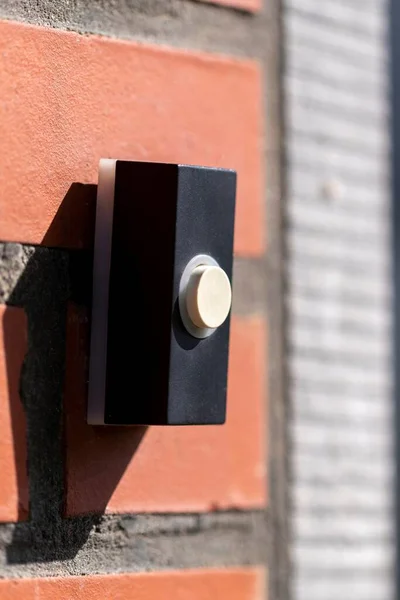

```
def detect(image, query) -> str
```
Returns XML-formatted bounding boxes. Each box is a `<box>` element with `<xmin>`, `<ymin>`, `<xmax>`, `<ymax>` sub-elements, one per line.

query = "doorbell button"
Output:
<box><xmin>186</xmin><ymin>265</ymin><xmax>232</xmax><ymax>329</ymax></box>
<box><xmin>179</xmin><ymin>254</ymin><xmax>232</xmax><ymax>339</ymax></box>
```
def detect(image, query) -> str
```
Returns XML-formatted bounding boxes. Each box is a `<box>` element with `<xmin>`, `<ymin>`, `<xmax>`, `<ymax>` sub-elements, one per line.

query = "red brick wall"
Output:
<box><xmin>0</xmin><ymin>568</ymin><xmax>265</xmax><ymax>599</ymax></box>
<box><xmin>0</xmin><ymin>0</ymin><xmax>280</xmax><ymax>594</ymax></box>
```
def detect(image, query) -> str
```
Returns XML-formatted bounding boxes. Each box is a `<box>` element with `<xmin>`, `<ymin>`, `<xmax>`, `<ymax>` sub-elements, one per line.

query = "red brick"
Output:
<box><xmin>0</xmin><ymin>306</ymin><xmax>28</xmax><ymax>521</ymax></box>
<box><xmin>0</xmin><ymin>568</ymin><xmax>265</xmax><ymax>600</ymax></box>
<box><xmin>65</xmin><ymin>305</ymin><xmax>266</xmax><ymax>515</ymax></box>
<box><xmin>0</xmin><ymin>21</ymin><xmax>263</xmax><ymax>256</ymax></box>
<box><xmin>199</xmin><ymin>0</ymin><xmax>261</xmax><ymax>12</ymax></box>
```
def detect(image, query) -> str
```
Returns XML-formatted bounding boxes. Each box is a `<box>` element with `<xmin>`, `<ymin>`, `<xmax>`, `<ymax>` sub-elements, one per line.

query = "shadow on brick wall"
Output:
<box><xmin>2</xmin><ymin>183</ymin><xmax>147</xmax><ymax>564</ymax></box>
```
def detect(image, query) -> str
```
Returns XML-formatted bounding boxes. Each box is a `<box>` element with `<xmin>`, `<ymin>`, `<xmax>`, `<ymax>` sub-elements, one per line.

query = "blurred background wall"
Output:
<box><xmin>284</xmin><ymin>1</ymin><xmax>395</xmax><ymax>598</ymax></box>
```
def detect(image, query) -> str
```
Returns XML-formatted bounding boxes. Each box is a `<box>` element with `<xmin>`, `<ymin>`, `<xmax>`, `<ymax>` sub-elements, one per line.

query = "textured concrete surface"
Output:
<box><xmin>0</xmin><ymin>0</ymin><xmax>270</xmax><ymax>58</ymax></box>
<box><xmin>0</xmin><ymin>511</ymin><xmax>267</xmax><ymax>577</ymax></box>
<box><xmin>284</xmin><ymin>1</ymin><xmax>394</xmax><ymax>599</ymax></box>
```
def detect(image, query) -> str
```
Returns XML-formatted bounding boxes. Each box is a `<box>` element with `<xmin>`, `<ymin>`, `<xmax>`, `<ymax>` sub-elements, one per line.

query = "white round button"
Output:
<box><xmin>186</xmin><ymin>265</ymin><xmax>232</xmax><ymax>330</ymax></box>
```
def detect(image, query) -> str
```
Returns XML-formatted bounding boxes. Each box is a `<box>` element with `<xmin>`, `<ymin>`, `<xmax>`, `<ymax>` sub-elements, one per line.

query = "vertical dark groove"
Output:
<box><xmin>390</xmin><ymin>0</ymin><xmax>399</xmax><ymax>597</ymax></box>
<box><xmin>267</xmin><ymin>0</ymin><xmax>291</xmax><ymax>596</ymax></box>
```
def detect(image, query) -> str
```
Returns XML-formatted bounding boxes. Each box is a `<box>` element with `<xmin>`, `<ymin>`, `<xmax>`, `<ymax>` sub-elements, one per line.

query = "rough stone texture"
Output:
<box><xmin>284</xmin><ymin>1</ymin><xmax>395</xmax><ymax>599</ymax></box>
<box><xmin>0</xmin><ymin>511</ymin><xmax>267</xmax><ymax>578</ymax></box>
<box><xmin>0</xmin><ymin>0</ymin><xmax>270</xmax><ymax>59</ymax></box>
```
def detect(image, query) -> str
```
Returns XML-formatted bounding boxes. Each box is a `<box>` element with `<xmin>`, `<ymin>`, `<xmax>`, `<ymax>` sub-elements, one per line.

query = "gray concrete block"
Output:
<box><xmin>287</xmin><ymin>42</ymin><xmax>385</xmax><ymax>88</ymax></box>
<box><xmin>293</xmin><ymin>513</ymin><xmax>393</xmax><ymax>544</ymax></box>
<box><xmin>289</xmin><ymin>351</ymin><xmax>390</xmax><ymax>385</ymax></box>
<box><xmin>291</xmin><ymin>391</ymin><xmax>392</xmax><ymax>424</ymax></box>
<box><xmin>292</xmin><ymin>421</ymin><xmax>391</xmax><ymax>452</ymax></box>
<box><xmin>290</xmin><ymin>264</ymin><xmax>390</xmax><ymax>308</ymax></box>
<box><xmin>295</xmin><ymin>576</ymin><xmax>393</xmax><ymax>600</ymax></box>
<box><xmin>287</xmin><ymin>136</ymin><xmax>387</xmax><ymax>181</ymax></box>
<box><xmin>292</xmin><ymin>453</ymin><xmax>393</xmax><ymax>489</ymax></box>
<box><xmin>288</xmin><ymin>238</ymin><xmax>389</xmax><ymax>274</ymax></box>
<box><xmin>293</xmin><ymin>484</ymin><xmax>391</xmax><ymax>513</ymax></box>
<box><xmin>286</xmin><ymin>73</ymin><xmax>386</xmax><ymax>120</ymax></box>
<box><xmin>288</xmin><ymin>98</ymin><xmax>388</xmax><ymax>133</ymax></box>
<box><xmin>293</xmin><ymin>542</ymin><xmax>392</xmax><ymax>572</ymax></box>
<box><xmin>0</xmin><ymin>511</ymin><xmax>267</xmax><ymax>578</ymax></box>
<box><xmin>285</xmin><ymin>0</ymin><xmax>386</xmax><ymax>38</ymax></box>
<box><xmin>288</xmin><ymin>169</ymin><xmax>389</xmax><ymax>210</ymax></box>
<box><xmin>287</xmin><ymin>200</ymin><xmax>390</xmax><ymax>240</ymax></box>
<box><xmin>290</xmin><ymin>325</ymin><xmax>389</xmax><ymax>361</ymax></box>
<box><xmin>290</xmin><ymin>376</ymin><xmax>391</xmax><ymax>401</ymax></box>
<box><xmin>286</xmin><ymin>12</ymin><xmax>386</xmax><ymax>63</ymax></box>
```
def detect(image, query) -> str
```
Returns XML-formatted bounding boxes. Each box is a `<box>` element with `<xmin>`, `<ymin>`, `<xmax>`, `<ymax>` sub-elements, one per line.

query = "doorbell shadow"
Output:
<box><xmin>2</xmin><ymin>182</ymin><xmax>147</xmax><ymax>565</ymax></box>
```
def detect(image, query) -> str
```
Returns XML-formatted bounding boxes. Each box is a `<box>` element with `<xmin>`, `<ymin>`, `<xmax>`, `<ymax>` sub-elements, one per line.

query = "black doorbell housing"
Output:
<box><xmin>88</xmin><ymin>160</ymin><xmax>236</xmax><ymax>426</ymax></box>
